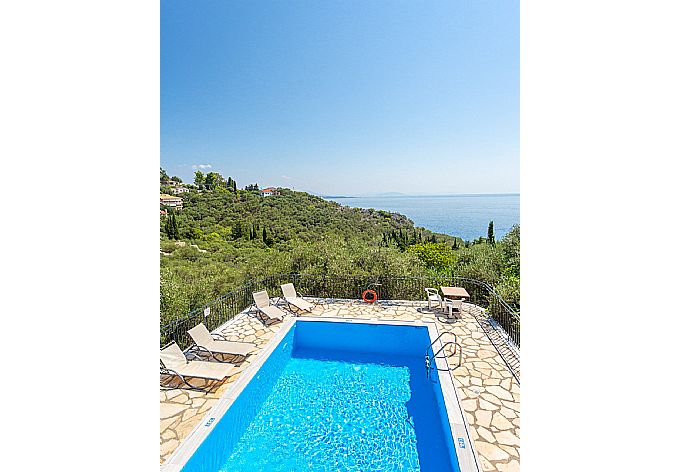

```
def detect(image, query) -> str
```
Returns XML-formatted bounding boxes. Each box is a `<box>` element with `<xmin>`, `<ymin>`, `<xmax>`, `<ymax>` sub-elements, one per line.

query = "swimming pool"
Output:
<box><xmin>163</xmin><ymin>318</ymin><xmax>479</xmax><ymax>472</ymax></box>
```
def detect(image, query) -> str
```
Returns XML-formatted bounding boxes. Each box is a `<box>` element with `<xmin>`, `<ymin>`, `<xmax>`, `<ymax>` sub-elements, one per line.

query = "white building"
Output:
<box><xmin>170</xmin><ymin>186</ymin><xmax>189</xmax><ymax>195</ymax></box>
<box><xmin>160</xmin><ymin>194</ymin><xmax>183</xmax><ymax>208</ymax></box>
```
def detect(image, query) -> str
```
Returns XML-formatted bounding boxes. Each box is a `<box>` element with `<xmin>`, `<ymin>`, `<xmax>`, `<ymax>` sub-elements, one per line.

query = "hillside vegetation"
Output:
<box><xmin>160</xmin><ymin>180</ymin><xmax>519</xmax><ymax>324</ymax></box>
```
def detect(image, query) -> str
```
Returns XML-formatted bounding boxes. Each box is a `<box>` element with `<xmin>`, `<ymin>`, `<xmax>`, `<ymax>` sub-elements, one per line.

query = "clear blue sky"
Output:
<box><xmin>161</xmin><ymin>0</ymin><xmax>519</xmax><ymax>195</ymax></box>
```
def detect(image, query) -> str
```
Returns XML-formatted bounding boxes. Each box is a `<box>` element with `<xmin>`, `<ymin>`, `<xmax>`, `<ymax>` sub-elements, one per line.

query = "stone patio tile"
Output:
<box><xmin>479</xmin><ymin>398</ymin><xmax>501</xmax><ymax>411</ymax></box>
<box><xmin>491</xmin><ymin>412</ymin><xmax>514</xmax><ymax>431</ymax></box>
<box><xmin>476</xmin><ymin>409</ymin><xmax>492</xmax><ymax>428</ymax></box>
<box><xmin>497</xmin><ymin>460</ymin><xmax>520</xmax><ymax>472</ymax></box>
<box><xmin>495</xmin><ymin>430</ymin><xmax>520</xmax><ymax>447</ymax></box>
<box><xmin>160</xmin><ymin>416</ymin><xmax>177</xmax><ymax>433</ymax></box>
<box><xmin>160</xmin><ymin>402</ymin><xmax>186</xmax><ymax>420</ymax></box>
<box><xmin>485</xmin><ymin>385</ymin><xmax>514</xmax><ymax>401</ymax></box>
<box><xmin>476</xmin><ymin>441</ymin><xmax>510</xmax><ymax>461</ymax></box>
<box><xmin>461</xmin><ymin>398</ymin><xmax>477</xmax><ymax>412</ymax></box>
<box><xmin>160</xmin><ymin>439</ymin><xmax>179</xmax><ymax>457</ymax></box>
<box><xmin>478</xmin><ymin>426</ymin><xmax>496</xmax><ymax>442</ymax></box>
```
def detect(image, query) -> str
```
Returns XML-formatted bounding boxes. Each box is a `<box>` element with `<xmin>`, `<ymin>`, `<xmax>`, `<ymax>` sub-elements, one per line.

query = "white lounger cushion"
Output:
<box><xmin>160</xmin><ymin>342</ymin><xmax>189</xmax><ymax>370</ymax></box>
<box><xmin>281</xmin><ymin>283</ymin><xmax>314</xmax><ymax>312</ymax></box>
<box><xmin>252</xmin><ymin>290</ymin><xmax>287</xmax><ymax>320</ymax></box>
<box><xmin>284</xmin><ymin>296</ymin><xmax>314</xmax><ymax>311</ymax></box>
<box><xmin>252</xmin><ymin>290</ymin><xmax>271</xmax><ymax>308</ymax></box>
<box><xmin>258</xmin><ymin>304</ymin><xmax>286</xmax><ymax>320</ymax></box>
<box><xmin>187</xmin><ymin>323</ymin><xmax>255</xmax><ymax>356</ymax></box>
<box><xmin>160</xmin><ymin>342</ymin><xmax>239</xmax><ymax>380</ymax></box>
<box><xmin>204</xmin><ymin>340</ymin><xmax>254</xmax><ymax>356</ymax></box>
<box><xmin>280</xmin><ymin>283</ymin><xmax>298</xmax><ymax>298</ymax></box>
<box><xmin>177</xmin><ymin>361</ymin><xmax>238</xmax><ymax>380</ymax></box>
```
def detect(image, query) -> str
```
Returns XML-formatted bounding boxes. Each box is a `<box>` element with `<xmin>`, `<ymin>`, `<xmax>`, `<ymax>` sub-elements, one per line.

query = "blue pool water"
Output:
<box><xmin>181</xmin><ymin>321</ymin><xmax>460</xmax><ymax>472</ymax></box>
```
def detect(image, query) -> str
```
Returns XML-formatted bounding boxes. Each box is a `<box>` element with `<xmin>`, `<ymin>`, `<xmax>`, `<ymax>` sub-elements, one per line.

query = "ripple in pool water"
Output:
<box><xmin>221</xmin><ymin>358</ymin><xmax>420</xmax><ymax>472</ymax></box>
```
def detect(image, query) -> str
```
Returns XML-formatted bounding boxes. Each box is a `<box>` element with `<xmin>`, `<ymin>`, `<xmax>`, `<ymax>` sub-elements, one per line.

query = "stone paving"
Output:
<box><xmin>160</xmin><ymin>299</ymin><xmax>520</xmax><ymax>471</ymax></box>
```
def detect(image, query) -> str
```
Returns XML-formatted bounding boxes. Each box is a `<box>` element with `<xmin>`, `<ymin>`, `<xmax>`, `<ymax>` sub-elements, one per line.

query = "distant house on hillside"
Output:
<box><xmin>160</xmin><ymin>194</ymin><xmax>183</xmax><ymax>209</ymax></box>
<box><xmin>261</xmin><ymin>187</ymin><xmax>280</xmax><ymax>197</ymax></box>
<box><xmin>160</xmin><ymin>209</ymin><xmax>168</xmax><ymax>216</ymax></box>
<box><xmin>170</xmin><ymin>186</ymin><xmax>189</xmax><ymax>195</ymax></box>
<box><xmin>161</xmin><ymin>180</ymin><xmax>189</xmax><ymax>194</ymax></box>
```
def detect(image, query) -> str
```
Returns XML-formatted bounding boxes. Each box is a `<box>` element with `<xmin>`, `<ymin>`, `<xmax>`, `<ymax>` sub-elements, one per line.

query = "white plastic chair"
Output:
<box><xmin>424</xmin><ymin>288</ymin><xmax>443</xmax><ymax>309</ymax></box>
<box><xmin>446</xmin><ymin>298</ymin><xmax>463</xmax><ymax>318</ymax></box>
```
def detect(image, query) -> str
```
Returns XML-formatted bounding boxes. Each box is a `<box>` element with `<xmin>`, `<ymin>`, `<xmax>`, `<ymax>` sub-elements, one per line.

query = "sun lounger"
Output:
<box><xmin>252</xmin><ymin>290</ymin><xmax>287</xmax><ymax>325</ymax></box>
<box><xmin>160</xmin><ymin>342</ymin><xmax>239</xmax><ymax>391</ymax></box>
<box><xmin>280</xmin><ymin>283</ymin><xmax>314</xmax><ymax>313</ymax></box>
<box><xmin>187</xmin><ymin>323</ymin><xmax>256</xmax><ymax>361</ymax></box>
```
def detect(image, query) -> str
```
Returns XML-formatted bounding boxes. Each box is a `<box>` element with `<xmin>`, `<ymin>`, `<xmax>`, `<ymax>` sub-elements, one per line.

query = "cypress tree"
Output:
<box><xmin>173</xmin><ymin>213</ymin><xmax>180</xmax><ymax>239</ymax></box>
<box><xmin>452</xmin><ymin>238</ymin><xmax>458</xmax><ymax>250</ymax></box>
<box><xmin>164</xmin><ymin>214</ymin><xmax>173</xmax><ymax>239</ymax></box>
<box><xmin>232</xmin><ymin>220</ymin><xmax>243</xmax><ymax>239</ymax></box>
<box><xmin>262</xmin><ymin>227</ymin><xmax>267</xmax><ymax>243</ymax></box>
<box><xmin>166</xmin><ymin>212</ymin><xmax>179</xmax><ymax>240</ymax></box>
<box><xmin>488</xmin><ymin>221</ymin><xmax>495</xmax><ymax>246</ymax></box>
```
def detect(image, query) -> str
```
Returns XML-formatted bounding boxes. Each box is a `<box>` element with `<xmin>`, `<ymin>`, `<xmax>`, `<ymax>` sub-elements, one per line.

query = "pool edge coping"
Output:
<box><xmin>162</xmin><ymin>316</ymin><xmax>481</xmax><ymax>472</ymax></box>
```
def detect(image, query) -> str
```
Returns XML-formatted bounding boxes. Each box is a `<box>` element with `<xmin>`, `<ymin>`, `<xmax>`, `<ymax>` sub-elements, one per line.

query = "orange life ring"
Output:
<box><xmin>362</xmin><ymin>289</ymin><xmax>378</xmax><ymax>303</ymax></box>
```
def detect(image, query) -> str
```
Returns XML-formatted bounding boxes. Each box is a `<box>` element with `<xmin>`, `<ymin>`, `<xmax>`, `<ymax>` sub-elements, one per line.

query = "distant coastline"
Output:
<box><xmin>325</xmin><ymin>193</ymin><xmax>519</xmax><ymax>241</ymax></box>
<box><xmin>320</xmin><ymin>192</ymin><xmax>520</xmax><ymax>199</ymax></box>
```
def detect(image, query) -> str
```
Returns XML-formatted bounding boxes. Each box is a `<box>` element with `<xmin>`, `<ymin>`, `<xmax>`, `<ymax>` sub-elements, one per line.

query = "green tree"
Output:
<box><xmin>226</xmin><ymin>177</ymin><xmax>237</xmax><ymax>192</ymax></box>
<box><xmin>164</xmin><ymin>212</ymin><xmax>180</xmax><ymax>240</ymax></box>
<box><xmin>406</xmin><ymin>242</ymin><xmax>455</xmax><ymax>273</ymax></box>
<box><xmin>171</xmin><ymin>176</ymin><xmax>182</xmax><ymax>183</ymax></box>
<box><xmin>488</xmin><ymin>221</ymin><xmax>495</xmax><ymax>246</ymax></box>
<box><xmin>194</xmin><ymin>171</ymin><xmax>204</xmax><ymax>189</ymax></box>
<box><xmin>164</xmin><ymin>213</ymin><xmax>173</xmax><ymax>239</ymax></box>
<box><xmin>160</xmin><ymin>167</ymin><xmax>170</xmax><ymax>183</ymax></box>
<box><xmin>232</xmin><ymin>220</ymin><xmax>243</xmax><ymax>239</ymax></box>
<box><xmin>205</xmin><ymin>172</ymin><xmax>224</xmax><ymax>190</ymax></box>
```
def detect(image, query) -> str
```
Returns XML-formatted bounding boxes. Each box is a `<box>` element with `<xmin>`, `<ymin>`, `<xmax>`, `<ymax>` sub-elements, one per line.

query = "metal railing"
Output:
<box><xmin>160</xmin><ymin>273</ymin><xmax>520</xmax><ymax>351</ymax></box>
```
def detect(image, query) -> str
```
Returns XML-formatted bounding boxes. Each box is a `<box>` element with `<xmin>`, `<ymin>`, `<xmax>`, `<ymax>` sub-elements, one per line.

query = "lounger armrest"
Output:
<box><xmin>187</xmin><ymin>344</ymin><xmax>213</xmax><ymax>360</ymax></box>
<box><xmin>210</xmin><ymin>332</ymin><xmax>228</xmax><ymax>341</ymax></box>
<box><xmin>159</xmin><ymin>365</ymin><xmax>209</xmax><ymax>392</ymax></box>
<box><xmin>160</xmin><ymin>365</ymin><xmax>179</xmax><ymax>377</ymax></box>
<box><xmin>297</xmin><ymin>291</ymin><xmax>305</xmax><ymax>298</ymax></box>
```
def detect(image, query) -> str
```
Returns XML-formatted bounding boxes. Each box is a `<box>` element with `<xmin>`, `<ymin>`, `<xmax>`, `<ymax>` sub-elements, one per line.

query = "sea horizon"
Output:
<box><xmin>320</xmin><ymin>192</ymin><xmax>520</xmax><ymax>199</ymax></box>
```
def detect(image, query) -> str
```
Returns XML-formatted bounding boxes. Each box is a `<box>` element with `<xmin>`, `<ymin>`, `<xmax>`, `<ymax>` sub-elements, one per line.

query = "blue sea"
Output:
<box><xmin>326</xmin><ymin>194</ymin><xmax>519</xmax><ymax>241</ymax></box>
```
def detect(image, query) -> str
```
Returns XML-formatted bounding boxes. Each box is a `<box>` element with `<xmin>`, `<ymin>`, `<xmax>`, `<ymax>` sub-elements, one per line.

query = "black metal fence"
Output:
<box><xmin>160</xmin><ymin>273</ymin><xmax>520</xmax><ymax>351</ymax></box>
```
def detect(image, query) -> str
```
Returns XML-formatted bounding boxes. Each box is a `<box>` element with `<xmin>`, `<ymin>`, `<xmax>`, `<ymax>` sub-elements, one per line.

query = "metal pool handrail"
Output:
<box><xmin>425</xmin><ymin>331</ymin><xmax>463</xmax><ymax>378</ymax></box>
